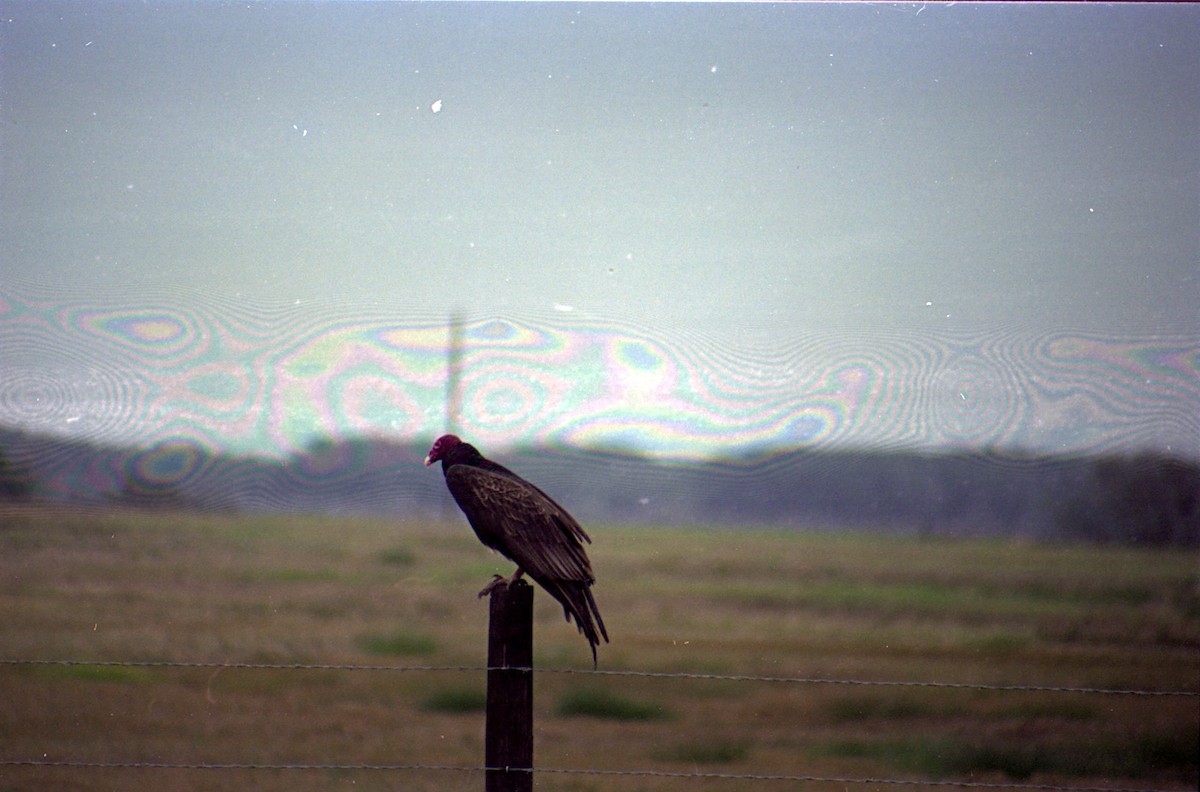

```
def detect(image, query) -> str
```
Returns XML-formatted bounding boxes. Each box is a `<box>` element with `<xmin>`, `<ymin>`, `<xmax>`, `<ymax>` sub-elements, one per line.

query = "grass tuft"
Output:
<box><xmin>41</xmin><ymin>664</ymin><xmax>153</xmax><ymax>684</ymax></box>
<box><xmin>421</xmin><ymin>688</ymin><xmax>486</xmax><ymax>714</ymax></box>
<box><xmin>556</xmin><ymin>687</ymin><xmax>669</xmax><ymax>721</ymax></box>
<box><xmin>823</xmin><ymin>733</ymin><xmax>1200</xmax><ymax>781</ymax></box>
<box><xmin>658</xmin><ymin>740</ymin><xmax>750</xmax><ymax>764</ymax></box>
<box><xmin>826</xmin><ymin>695</ymin><xmax>941</xmax><ymax>722</ymax></box>
<box><xmin>265</xmin><ymin>567</ymin><xmax>339</xmax><ymax>583</ymax></box>
<box><xmin>377</xmin><ymin>548</ymin><xmax>416</xmax><ymax>566</ymax></box>
<box><xmin>993</xmin><ymin>700</ymin><xmax>1096</xmax><ymax>721</ymax></box>
<box><xmin>964</xmin><ymin>631</ymin><xmax>1032</xmax><ymax>655</ymax></box>
<box><xmin>356</xmin><ymin>631</ymin><xmax>436</xmax><ymax>657</ymax></box>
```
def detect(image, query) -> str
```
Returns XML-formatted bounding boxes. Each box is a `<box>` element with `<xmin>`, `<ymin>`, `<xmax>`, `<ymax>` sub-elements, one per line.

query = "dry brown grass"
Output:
<box><xmin>1</xmin><ymin>504</ymin><xmax>1196</xmax><ymax>791</ymax></box>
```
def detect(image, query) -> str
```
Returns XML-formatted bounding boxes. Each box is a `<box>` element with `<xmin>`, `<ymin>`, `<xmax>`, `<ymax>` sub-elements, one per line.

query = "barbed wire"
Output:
<box><xmin>5</xmin><ymin>660</ymin><xmax>1192</xmax><ymax>791</ymax></box>
<box><xmin>2</xmin><ymin>658</ymin><xmax>1195</xmax><ymax>697</ymax></box>
<box><xmin>0</xmin><ymin>759</ymin><xmax>1183</xmax><ymax>792</ymax></box>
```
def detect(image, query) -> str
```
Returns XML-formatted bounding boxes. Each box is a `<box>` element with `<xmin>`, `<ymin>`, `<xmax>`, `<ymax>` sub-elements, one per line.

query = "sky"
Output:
<box><xmin>1</xmin><ymin>1</ymin><xmax>1197</xmax><ymax>462</ymax></box>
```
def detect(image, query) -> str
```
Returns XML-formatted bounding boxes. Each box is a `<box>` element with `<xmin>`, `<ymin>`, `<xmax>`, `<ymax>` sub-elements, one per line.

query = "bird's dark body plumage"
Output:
<box><xmin>424</xmin><ymin>434</ymin><xmax>608</xmax><ymax>666</ymax></box>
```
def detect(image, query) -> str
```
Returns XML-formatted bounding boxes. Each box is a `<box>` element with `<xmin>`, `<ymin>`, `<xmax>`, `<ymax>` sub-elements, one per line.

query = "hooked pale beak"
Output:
<box><xmin>423</xmin><ymin>455</ymin><xmax>434</xmax><ymax>467</ymax></box>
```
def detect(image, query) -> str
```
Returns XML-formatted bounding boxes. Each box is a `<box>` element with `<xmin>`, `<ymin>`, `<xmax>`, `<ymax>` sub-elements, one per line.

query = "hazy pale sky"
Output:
<box><xmin>1</xmin><ymin>2</ymin><xmax>1197</xmax><ymax>459</ymax></box>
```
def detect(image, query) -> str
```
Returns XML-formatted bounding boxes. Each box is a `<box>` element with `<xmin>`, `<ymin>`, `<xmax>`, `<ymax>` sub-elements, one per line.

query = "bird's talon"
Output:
<box><xmin>477</xmin><ymin>574</ymin><xmax>506</xmax><ymax>599</ymax></box>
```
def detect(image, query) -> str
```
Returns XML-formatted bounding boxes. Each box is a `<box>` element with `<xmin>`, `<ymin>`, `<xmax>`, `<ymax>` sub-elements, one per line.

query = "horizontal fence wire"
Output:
<box><xmin>2</xmin><ymin>658</ymin><xmax>1196</xmax><ymax>697</ymax></box>
<box><xmin>4</xmin><ymin>659</ymin><xmax>1192</xmax><ymax>792</ymax></box>
<box><xmin>0</xmin><ymin>759</ymin><xmax>1183</xmax><ymax>792</ymax></box>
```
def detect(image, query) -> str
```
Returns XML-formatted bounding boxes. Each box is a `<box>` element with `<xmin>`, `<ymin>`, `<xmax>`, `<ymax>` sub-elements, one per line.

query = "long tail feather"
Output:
<box><xmin>538</xmin><ymin>577</ymin><xmax>608</xmax><ymax>668</ymax></box>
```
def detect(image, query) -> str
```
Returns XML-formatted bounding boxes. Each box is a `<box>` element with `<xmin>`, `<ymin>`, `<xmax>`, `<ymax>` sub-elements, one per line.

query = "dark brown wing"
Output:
<box><xmin>446</xmin><ymin>465</ymin><xmax>593</xmax><ymax>578</ymax></box>
<box><xmin>445</xmin><ymin>465</ymin><xmax>608</xmax><ymax>661</ymax></box>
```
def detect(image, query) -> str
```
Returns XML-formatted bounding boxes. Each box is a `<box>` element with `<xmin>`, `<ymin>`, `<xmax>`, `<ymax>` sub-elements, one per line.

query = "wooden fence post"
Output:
<box><xmin>485</xmin><ymin>579</ymin><xmax>533</xmax><ymax>792</ymax></box>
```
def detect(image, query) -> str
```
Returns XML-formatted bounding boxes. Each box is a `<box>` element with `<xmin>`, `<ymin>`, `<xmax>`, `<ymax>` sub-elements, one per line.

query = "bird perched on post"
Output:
<box><xmin>424</xmin><ymin>434</ymin><xmax>609</xmax><ymax>667</ymax></box>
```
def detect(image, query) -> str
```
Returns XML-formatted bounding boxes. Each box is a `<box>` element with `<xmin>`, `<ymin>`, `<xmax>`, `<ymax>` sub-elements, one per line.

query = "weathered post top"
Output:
<box><xmin>485</xmin><ymin>579</ymin><xmax>533</xmax><ymax>792</ymax></box>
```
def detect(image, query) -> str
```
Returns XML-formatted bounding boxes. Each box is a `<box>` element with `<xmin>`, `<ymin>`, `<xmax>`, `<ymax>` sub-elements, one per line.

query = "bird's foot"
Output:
<box><xmin>477</xmin><ymin>570</ymin><xmax>525</xmax><ymax>599</ymax></box>
<box><xmin>477</xmin><ymin>575</ymin><xmax>506</xmax><ymax>599</ymax></box>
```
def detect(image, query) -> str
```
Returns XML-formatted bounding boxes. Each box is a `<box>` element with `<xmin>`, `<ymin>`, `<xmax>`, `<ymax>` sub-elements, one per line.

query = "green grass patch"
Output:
<box><xmin>963</xmin><ymin>631</ymin><xmax>1033</xmax><ymax>655</ymax></box>
<box><xmin>658</xmin><ymin>740</ymin><xmax>749</xmax><ymax>764</ymax></box>
<box><xmin>377</xmin><ymin>547</ymin><xmax>416</xmax><ymax>566</ymax></box>
<box><xmin>993</xmin><ymin>700</ymin><xmax>1096</xmax><ymax>721</ymax></box>
<box><xmin>421</xmin><ymin>687</ymin><xmax>486</xmax><ymax>713</ymax></box>
<box><xmin>263</xmin><ymin>567</ymin><xmax>340</xmax><ymax>583</ymax></box>
<box><xmin>556</xmin><ymin>687</ymin><xmax>669</xmax><ymax>721</ymax></box>
<box><xmin>356</xmin><ymin>631</ymin><xmax>437</xmax><ymax>657</ymax></box>
<box><xmin>720</xmin><ymin>578</ymin><xmax>1089</xmax><ymax>621</ymax></box>
<box><xmin>39</xmin><ymin>664</ymin><xmax>153</xmax><ymax>684</ymax></box>
<box><xmin>426</xmin><ymin>560</ymin><xmax>509</xmax><ymax>586</ymax></box>
<box><xmin>825</xmin><ymin>694</ymin><xmax>945</xmax><ymax>722</ymax></box>
<box><xmin>822</xmin><ymin>732</ymin><xmax>1199</xmax><ymax>780</ymax></box>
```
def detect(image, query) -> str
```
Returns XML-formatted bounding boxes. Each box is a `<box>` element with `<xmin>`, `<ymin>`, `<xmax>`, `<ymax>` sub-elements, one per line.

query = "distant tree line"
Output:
<box><xmin>0</xmin><ymin>445</ymin><xmax>34</xmax><ymax>500</ymax></box>
<box><xmin>2</xmin><ymin>428</ymin><xmax>1197</xmax><ymax>547</ymax></box>
<box><xmin>1054</xmin><ymin>454</ymin><xmax>1199</xmax><ymax>547</ymax></box>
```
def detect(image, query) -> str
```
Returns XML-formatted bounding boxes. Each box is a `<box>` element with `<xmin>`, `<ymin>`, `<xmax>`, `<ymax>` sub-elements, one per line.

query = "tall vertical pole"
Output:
<box><xmin>446</xmin><ymin>309</ymin><xmax>464</xmax><ymax>436</ymax></box>
<box><xmin>485</xmin><ymin>580</ymin><xmax>533</xmax><ymax>792</ymax></box>
<box><xmin>442</xmin><ymin>310</ymin><xmax>465</xmax><ymax>519</ymax></box>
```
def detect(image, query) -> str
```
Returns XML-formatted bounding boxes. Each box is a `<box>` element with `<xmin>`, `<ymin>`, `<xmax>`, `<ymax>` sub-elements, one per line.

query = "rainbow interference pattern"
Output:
<box><xmin>1</xmin><ymin>287</ymin><xmax>1197</xmax><ymax>475</ymax></box>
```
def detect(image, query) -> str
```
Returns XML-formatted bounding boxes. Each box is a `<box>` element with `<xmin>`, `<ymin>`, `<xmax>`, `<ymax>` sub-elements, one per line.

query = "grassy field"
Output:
<box><xmin>1</xmin><ymin>505</ymin><xmax>1196</xmax><ymax>791</ymax></box>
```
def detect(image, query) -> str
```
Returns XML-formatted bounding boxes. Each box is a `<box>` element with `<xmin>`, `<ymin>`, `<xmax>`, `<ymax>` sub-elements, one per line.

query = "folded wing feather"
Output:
<box><xmin>445</xmin><ymin>466</ymin><xmax>595</xmax><ymax>584</ymax></box>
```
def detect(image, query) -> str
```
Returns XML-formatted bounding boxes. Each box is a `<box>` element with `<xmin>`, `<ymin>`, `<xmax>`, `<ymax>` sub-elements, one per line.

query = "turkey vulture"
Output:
<box><xmin>424</xmin><ymin>434</ymin><xmax>609</xmax><ymax>666</ymax></box>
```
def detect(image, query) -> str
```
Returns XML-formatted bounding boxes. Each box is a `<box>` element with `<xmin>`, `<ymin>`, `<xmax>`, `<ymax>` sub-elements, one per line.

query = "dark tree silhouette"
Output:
<box><xmin>0</xmin><ymin>446</ymin><xmax>34</xmax><ymax>500</ymax></box>
<box><xmin>1057</xmin><ymin>454</ymin><xmax>1200</xmax><ymax>547</ymax></box>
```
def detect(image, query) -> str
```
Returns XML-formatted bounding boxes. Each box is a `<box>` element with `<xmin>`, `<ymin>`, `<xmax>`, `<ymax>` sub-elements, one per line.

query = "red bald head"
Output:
<box><xmin>423</xmin><ymin>434</ymin><xmax>463</xmax><ymax>467</ymax></box>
